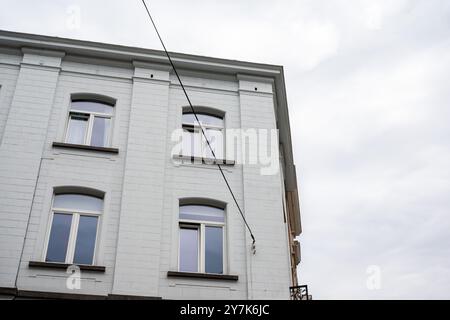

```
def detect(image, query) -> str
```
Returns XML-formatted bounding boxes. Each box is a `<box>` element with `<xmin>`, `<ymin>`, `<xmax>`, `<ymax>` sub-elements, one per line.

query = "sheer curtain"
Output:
<box><xmin>66</xmin><ymin>116</ymin><xmax>87</xmax><ymax>144</ymax></box>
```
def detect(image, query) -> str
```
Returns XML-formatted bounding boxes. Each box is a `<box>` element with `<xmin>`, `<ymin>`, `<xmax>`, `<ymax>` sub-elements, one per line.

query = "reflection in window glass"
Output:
<box><xmin>182</xmin><ymin>128</ymin><xmax>194</xmax><ymax>157</ymax></box>
<box><xmin>71</xmin><ymin>101</ymin><xmax>114</xmax><ymax>114</ymax></box>
<box><xmin>179</xmin><ymin>205</ymin><xmax>225</xmax><ymax>222</ymax></box>
<box><xmin>73</xmin><ymin>216</ymin><xmax>98</xmax><ymax>265</ymax></box>
<box><xmin>66</xmin><ymin>115</ymin><xmax>88</xmax><ymax>144</ymax></box>
<box><xmin>204</xmin><ymin>129</ymin><xmax>224</xmax><ymax>159</ymax></box>
<box><xmin>179</xmin><ymin>227</ymin><xmax>199</xmax><ymax>272</ymax></box>
<box><xmin>205</xmin><ymin>226</ymin><xmax>223</xmax><ymax>274</ymax></box>
<box><xmin>182</xmin><ymin>113</ymin><xmax>223</xmax><ymax>127</ymax></box>
<box><xmin>182</xmin><ymin>129</ymin><xmax>203</xmax><ymax>157</ymax></box>
<box><xmin>90</xmin><ymin>117</ymin><xmax>110</xmax><ymax>147</ymax></box>
<box><xmin>53</xmin><ymin>194</ymin><xmax>103</xmax><ymax>212</ymax></box>
<box><xmin>46</xmin><ymin>214</ymin><xmax>72</xmax><ymax>263</ymax></box>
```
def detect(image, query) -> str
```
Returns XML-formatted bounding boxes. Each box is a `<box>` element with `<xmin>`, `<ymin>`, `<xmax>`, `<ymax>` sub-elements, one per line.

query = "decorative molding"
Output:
<box><xmin>19</xmin><ymin>62</ymin><xmax>62</xmax><ymax>72</ymax></box>
<box><xmin>132</xmin><ymin>60</ymin><xmax>171</xmax><ymax>71</ymax></box>
<box><xmin>236</xmin><ymin>73</ymin><xmax>275</xmax><ymax>84</ymax></box>
<box><xmin>237</xmin><ymin>73</ymin><xmax>274</xmax><ymax>94</ymax></box>
<box><xmin>237</xmin><ymin>89</ymin><xmax>273</xmax><ymax>96</ymax></box>
<box><xmin>0</xmin><ymin>30</ymin><xmax>281</xmax><ymax>76</ymax></box>
<box><xmin>21</xmin><ymin>47</ymin><xmax>66</xmax><ymax>58</ymax></box>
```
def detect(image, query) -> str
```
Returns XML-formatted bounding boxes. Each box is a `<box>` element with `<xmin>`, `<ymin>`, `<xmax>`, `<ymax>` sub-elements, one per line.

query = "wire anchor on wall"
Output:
<box><xmin>140</xmin><ymin>0</ymin><xmax>256</xmax><ymax>252</ymax></box>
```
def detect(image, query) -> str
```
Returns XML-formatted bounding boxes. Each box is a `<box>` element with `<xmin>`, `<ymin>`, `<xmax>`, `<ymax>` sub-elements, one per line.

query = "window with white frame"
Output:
<box><xmin>65</xmin><ymin>100</ymin><xmax>114</xmax><ymax>147</ymax></box>
<box><xmin>182</xmin><ymin>112</ymin><xmax>224</xmax><ymax>159</ymax></box>
<box><xmin>179</xmin><ymin>204</ymin><xmax>225</xmax><ymax>274</ymax></box>
<box><xmin>45</xmin><ymin>193</ymin><xmax>103</xmax><ymax>265</ymax></box>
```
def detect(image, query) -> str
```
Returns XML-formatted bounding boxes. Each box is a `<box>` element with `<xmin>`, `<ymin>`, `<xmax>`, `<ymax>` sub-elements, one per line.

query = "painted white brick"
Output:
<box><xmin>0</xmin><ymin>51</ymin><xmax>62</xmax><ymax>288</ymax></box>
<box><xmin>0</xmin><ymin>42</ymin><xmax>296</xmax><ymax>300</ymax></box>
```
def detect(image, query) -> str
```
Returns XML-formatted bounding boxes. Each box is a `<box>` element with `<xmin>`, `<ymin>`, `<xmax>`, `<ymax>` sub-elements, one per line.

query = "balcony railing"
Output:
<box><xmin>290</xmin><ymin>285</ymin><xmax>310</xmax><ymax>300</ymax></box>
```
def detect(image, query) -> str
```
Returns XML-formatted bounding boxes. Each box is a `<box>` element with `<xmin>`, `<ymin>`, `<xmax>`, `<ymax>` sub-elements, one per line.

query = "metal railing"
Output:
<box><xmin>290</xmin><ymin>285</ymin><xmax>310</xmax><ymax>300</ymax></box>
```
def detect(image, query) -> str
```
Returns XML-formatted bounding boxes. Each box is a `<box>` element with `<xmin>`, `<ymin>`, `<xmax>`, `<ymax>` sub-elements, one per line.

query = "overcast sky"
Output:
<box><xmin>1</xmin><ymin>0</ymin><xmax>450</xmax><ymax>299</ymax></box>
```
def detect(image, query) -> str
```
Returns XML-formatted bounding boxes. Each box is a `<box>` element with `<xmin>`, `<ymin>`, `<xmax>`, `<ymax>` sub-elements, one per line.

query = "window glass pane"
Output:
<box><xmin>182</xmin><ymin>128</ymin><xmax>202</xmax><ymax>157</ymax></box>
<box><xmin>66</xmin><ymin>115</ymin><xmax>87</xmax><ymax>144</ymax></box>
<box><xmin>182</xmin><ymin>113</ymin><xmax>223</xmax><ymax>127</ymax></box>
<box><xmin>179</xmin><ymin>227</ymin><xmax>199</xmax><ymax>272</ymax></box>
<box><xmin>54</xmin><ymin>194</ymin><xmax>103</xmax><ymax>212</ymax></box>
<box><xmin>46</xmin><ymin>213</ymin><xmax>72</xmax><ymax>263</ymax></box>
<box><xmin>204</xmin><ymin>128</ymin><xmax>224</xmax><ymax>159</ymax></box>
<box><xmin>179</xmin><ymin>205</ymin><xmax>225</xmax><ymax>222</ymax></box>
<box><xmin>90</xmin><ymin>117</ymin><xmax>110</xmax><ymax>147</ymax></box>
<box><xmin>71</xmin><ymin>101</ymin><xmax>113</xmax><ymax>114</ymax></box>
<box><xmin>205</xmin><ymin>226</ymin><xmax>223</xmax><ymax>274</ymax></box>
<box><xmin>182</xmin><ymin>128</ymin><xmax>194</xmax><ymax>156</ymax></box>
<box><xmin>73</xmin><ymin>216</ymin><xmax>98</xmax><ymax>265</ymax></box>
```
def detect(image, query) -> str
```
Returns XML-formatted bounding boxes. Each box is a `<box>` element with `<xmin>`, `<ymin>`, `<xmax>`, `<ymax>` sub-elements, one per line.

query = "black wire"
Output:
<box><xmin>141</xmin><ymin>0</ymin><xmax>255</xmax><ymax>244</ymax></box>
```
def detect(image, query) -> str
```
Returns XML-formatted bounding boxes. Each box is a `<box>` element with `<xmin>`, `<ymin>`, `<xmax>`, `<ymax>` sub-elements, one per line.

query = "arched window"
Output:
<box><xmin>65</xmin><ymin>98</ymin><xmax>114</xmax><ymax>147</ymax></box>
<box><xmin>45</xmin><ymin>192</ymin><xmax>103</xmax><ymax>265</ymax></box>
<box><xmin>182</xmin><ymin>109</ymin><xmax>224</xmax><ymax>160</ymax></box>
<box><xmin>178</xmin><ymin>203</ymin><xmax>225</xmax><ymax>274</ymax></box>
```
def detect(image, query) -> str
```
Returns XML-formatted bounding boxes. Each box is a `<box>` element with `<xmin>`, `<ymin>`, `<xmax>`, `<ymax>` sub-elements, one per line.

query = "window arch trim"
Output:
<box><xmin>53</xmin><ymin>186</ymin><xmax>105</xmax><ymax>199</ymax></box>
<box><xmin>181</xmin><ymin>106</ymin><xmax>225</xmax><ymax>119</ymax></box>
<box><xmin>179</xmin><ymin>197</ymin><xmax>226</xmax><ymax>210</ymax></box>
<box><xmin>70</xmin><ymin>93</ymin><xmax>116</xmax><ymax>106</ymax></box>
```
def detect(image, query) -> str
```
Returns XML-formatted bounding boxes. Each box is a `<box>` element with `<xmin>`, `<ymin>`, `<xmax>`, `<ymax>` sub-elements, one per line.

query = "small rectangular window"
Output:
<box><xmin>90</xmin><ymin>117</ymin><xmax>111</xmax><ymax>147</ymax></box>
<box><xmin>53</xmin><ymin>194</ymin><xmax>103</xmax><ymax>212</ymax></box>
<box><xmin>205</xmin><ymin>128</ymin><xmax>224</xmax><ymax>159</ymax></box>
<box><xmin>182</xmin><ymin>128</ymin><xmax>197</xmax><ymax>157</ymax></box>
<box><xmin>66</xmin><ymin>115</ymin><xmax>88</xmax><ymax>145</ymax></box>
<box><xmin>205</xmin><ymin>226</ymin><xmax>223</xmax><ymax>274</ymax></box>
<box><xmin>179</xmin><ymin>205</ymin><xmax>225</xmax><ymax>222</ymax></box>
<box><xmin>73</xmin><ymin>215</ymin><xmax>98</xmax><ymax>265</ymax></box>
<box><xmin>179</xmin><ymin>226</ymin><xmax>199</xmax><ymax>272</ymax></box>
<box><xmin>45</xmin><ymin>213</ymin><xmax>72</xmax><ymax>263</ymax></box>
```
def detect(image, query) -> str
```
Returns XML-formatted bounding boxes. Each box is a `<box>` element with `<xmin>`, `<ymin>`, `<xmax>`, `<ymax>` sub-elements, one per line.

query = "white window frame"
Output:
<box><xmin>181</xmin><ymin>113</ymin><xmax>225</xmax><ymax>159</ymax></box>
<box><xmin>65</xmin><ymin>101</ymin><xmax>113</xmax><ymax>147</ymax></box>
<box><xmin>43</xmin><ymin>197</ymin><xmax>102</xmax><ymax>265</ymax></box>
<box><xmin>178</xmin><ymin>213</ymin><xmax>226</xmax><ymax>274</ymax></box>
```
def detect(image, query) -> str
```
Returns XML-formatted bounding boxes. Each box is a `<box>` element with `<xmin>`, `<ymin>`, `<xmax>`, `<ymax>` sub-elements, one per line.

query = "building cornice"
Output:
<box><xmin>21</xmin><ymin>47</ymin><xmax>65</xmax><ymax>58</ymax></box>
<box><xmin>0</xmin><ymin>30</ymin><xmax>281</xmax><ymax>76</ymax></box>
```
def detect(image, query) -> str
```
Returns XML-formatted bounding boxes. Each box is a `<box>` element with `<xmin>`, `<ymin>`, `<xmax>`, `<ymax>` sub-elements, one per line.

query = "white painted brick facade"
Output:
<box><xmin>0</xmin><ymin>31</ymin><xmax>300</xmax><ymax>299</ymax></box>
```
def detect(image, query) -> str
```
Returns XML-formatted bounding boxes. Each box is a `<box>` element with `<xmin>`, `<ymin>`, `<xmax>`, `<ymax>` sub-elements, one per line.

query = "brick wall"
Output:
<box><xmin>0</xmin><ymin>47</ymin><xmax>293</xmax><ymax>299</ymax></box>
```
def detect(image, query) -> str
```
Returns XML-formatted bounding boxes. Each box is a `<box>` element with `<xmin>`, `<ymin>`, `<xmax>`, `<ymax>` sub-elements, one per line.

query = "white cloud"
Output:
<box><xmin>364</xmin><ymin>3</ymin><xmax>384</xmax><ymax>30</ymax></box>
<box><xmin>361</xmin><ymin>0</ymin><xmax>411</xmax><ymax>30</ymax></box>
<box><xmin>290</xmin><ymin>19</ymin><xmax>340</xmax><ymax>70</ymax></box>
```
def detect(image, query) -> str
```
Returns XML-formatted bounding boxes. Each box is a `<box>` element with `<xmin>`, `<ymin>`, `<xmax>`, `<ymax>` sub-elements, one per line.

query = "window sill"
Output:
<box><xmin>173</xmin><ymin>154</ymin><xmax>235</xmax><ymax>166</ymax></box>
<box><xmin>167</xmin><ymin>271</ymin><xmax>238</xmax><ymax>281</ymax></box>
<box><xmin>28</xmin><ymin>261</ymin><xmax>106</xmax><ymax>272</ymax></box>
<box><xmin>52</xmin><ymin>142</ymin><xmax>119</xmax><ymax>154</ymax></box>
